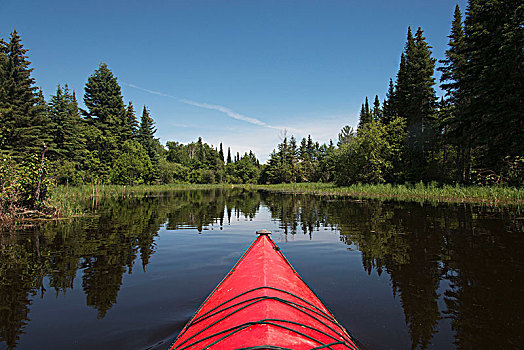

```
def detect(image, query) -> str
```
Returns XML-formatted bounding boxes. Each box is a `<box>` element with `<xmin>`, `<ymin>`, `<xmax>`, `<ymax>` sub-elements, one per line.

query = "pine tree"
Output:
<box><xmin>0</xmin><ymin>30</ymin><xmax>48</xmax><ymax>157</ymax></box>
<box><xmin>337</xmin><ymin>125</ymin><xmax>355</xmax><ymax>146</ymax></box>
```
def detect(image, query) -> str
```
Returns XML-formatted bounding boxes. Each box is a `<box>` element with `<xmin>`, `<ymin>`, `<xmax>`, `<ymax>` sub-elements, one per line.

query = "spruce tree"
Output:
<box><xmin>83</xmin><ymin>63</ymin><xmax>125</xmax><ymax>128</ymax></box>
<box><xmin>439</xmin><ymin>5</ymin><xmax>466</xmax><ymax>104</ymax></box>
<box><xmin>393</xmin><ymin>27</ymin><xmax>437</xmax><ymax>180</ymax></box>
<box><xmin>138</xmin><ymin>106</ymin><xmax>157</xmax><ymax>150</ymax></box>
<box><xmin>358</xmin><ymin>97</ymin><xmax>372</xmax><ymax>131</ymax></box>
<box><xmin>48</xmin><ymin>84</ymin><xmax>85</xmax><ymax>161</ymax></box>
<box><xmin>438</xmin><ymin>4</ymin><xmax>469</xmax><ymax>180</ymax></box>
<box><xmin>289</xmin><ymin>136</ymin><xmax>299</xmax><ymax>181</ymax></box>
<box><xmin>306</xmin><ymin>135</ymin><xmax>314</xmax><ymax>160</ymax></box>
<box><xmin>196</xmin><ymin>137</ymin><xmax>205</xmax><ymax>162</ymax></box>
<box><xmin>83</xmin><ymin>63</ymin><xmax>127</xmax><ymax>180</ymax></box>
<box><xmin>138</xmin><ymin>106</ymin><xmax>159</xmax><ymax>182</ymax></box>
<box><xmin>412</xmin><ymin>27</ymin><xmax>437</xmax><ymax>129</ymax></box>
<box><xmin>219</xmin><ymin>142</ymin><xmax>224</xmax><ymax>163</ymax></box>
<box><xmin>124</xmin><ymin>101</ymin><xmax>138</xmax><ymax>140</ymax></box>
<box><xmin>299</xmin><ymin>137</ymin><xmax>307</xmax><ymax>161</ymax></box>
<box><xmin>394</xmin><ymin>31</ymin><xmax>412</xmax><ymax>120</ymax></box>
<box><xmin>372</xmin><ymin>95</ymin><xmax>382</xmax><ymax>121</ymax></box>
<box><xmin>382</xmin><ymin>79</ymin><xmax>397</xmax><ymax>125</ymax></box>
<box><xmin>0</xmin><ymin>30</ymin><xmax>48</xmax><ymax>157</ymax></box>
<box><xmin>461</xmin><ymin>0</ymin><xmax>523</xmax><ymax>172</ymax></box>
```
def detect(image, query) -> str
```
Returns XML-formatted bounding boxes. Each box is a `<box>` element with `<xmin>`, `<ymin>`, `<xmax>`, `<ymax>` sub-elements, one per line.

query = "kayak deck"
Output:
<box><xmin>170</xmin><ymin>231</ymin><xmax>359</xmax><ymax>350</ymax></box>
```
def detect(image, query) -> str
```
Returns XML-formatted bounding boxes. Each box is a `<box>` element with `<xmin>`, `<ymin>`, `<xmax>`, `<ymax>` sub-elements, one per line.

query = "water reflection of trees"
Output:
<box><xmin>1</xmin><ymin>190</ymin><xmax>522</xmax><ymax>349</ymax></box>
<box><xmin>263</xmin><ymin>194</ymin><xmax>524</xmax><ymax>349</ymax></box>
<box><xmin>164</xmin><ymin>188</ymin><xmax>260</xmax><ymax>231</ymax></box>
<box><xmin>0</xmin><ymin>188</ymin><xmax>261</xmax><ymax>348</ymax></box>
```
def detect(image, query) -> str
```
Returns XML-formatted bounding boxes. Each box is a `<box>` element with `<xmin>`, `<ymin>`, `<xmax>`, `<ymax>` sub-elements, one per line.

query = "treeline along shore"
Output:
<box><xmin>1</xmin><ymin>0</ymin><xmax>522</xmax><ymax>220</ymax></box>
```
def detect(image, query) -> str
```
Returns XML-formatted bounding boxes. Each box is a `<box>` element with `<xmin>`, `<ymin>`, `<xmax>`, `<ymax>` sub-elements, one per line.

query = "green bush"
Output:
<box><xmin>0</xmin><ymin>153</ymin><xmax>53</xmax><ymax>216</ymax></box>
<box><xmin>333</xmin><ymin>121</ymin><xmax>392</xmax><ymax>185</ymax></box>
<box><xmin>158</xmin><ymin>158</ymin><xmax>190</xmax><ymax>184</ymax></box>
<box><xmin>52</xmin><ymin>160</ymin><xmax>85</xmax><ymax>186</ymax></box>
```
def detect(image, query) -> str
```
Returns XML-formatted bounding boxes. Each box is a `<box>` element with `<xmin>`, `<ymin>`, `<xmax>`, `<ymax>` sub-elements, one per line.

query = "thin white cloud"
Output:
<box><xmin>122</xmin><ymin>82</ymin><xmax>293</xmax><ymax>131</ymax></box>
<box><xmin>178</xmin><ymin>98</ymin><xmax>271</xmax><ymax>128</ymax></box>
<box><xmin>123</xmin><ymin>83</ymin><xmax>174</xmax><ymax>98</ymax></box>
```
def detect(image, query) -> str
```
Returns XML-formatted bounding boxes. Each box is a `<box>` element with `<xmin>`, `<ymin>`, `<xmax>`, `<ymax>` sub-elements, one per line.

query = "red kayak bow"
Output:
<box><xmin>170</xmin><ymin>230</ymin><xmax>359</xmax><ymax>350</ymax></box>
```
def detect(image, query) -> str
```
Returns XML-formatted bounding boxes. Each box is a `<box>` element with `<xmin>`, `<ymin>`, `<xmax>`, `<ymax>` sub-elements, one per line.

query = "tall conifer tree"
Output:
<box><xmin>83</xmin><ymin>63</ymin><xmax>126</xmax><ymax>179</ymax></box>
<box><xmin>393</xmin><ymin>27</ymin><xmax>437</xmax><ymax>180</ymax></box>
<box><xmin>439</xmin><ymin>5</ymin><xmax>469</xmax><ymax>180</ymax></box>
<box><xmin>337</xmin><ymin>125</ymin><xmax>355</xmax><ymax>146</ymax></box>
<box><xmin>83</xmin><ymin>63</ymin><xmax>125</xmax><ymax>128</ymax></box>
<box><xmin>0</xmin><ymin>30</ymin><xmax>47</xmax><ymax>157</ymax></box>
<box><xmin>219</xmin><ymin>142</ymin><xmax>224</xmax><ymax>162</ymax></box>
<box><xmin>461</xmin><ymin>0</ymin><xmax>523</xmax><ymax>171</ymax></box>
<box><xmin>124</xmin><ymin>101</ymin><xmax>138</xmax><ymax>140</ymax></box>
<box><xmin>372</xmin><ymin>95</ymin><xmax>382</xmax><ymax>121</ymax></box>
<box><xmin>48</xmin><ymin>84</ymin><xmax>85</xmax><ymax>161</ymax></box>
<box><xmin>382</xmin><ymin>78</ymin><xmax>397</xmax><ymax>125</ymax></box>
<box><xmin>439</xmin><ymin>5</ymin><xmax>466</xmax><ymax>104</ymax></box>
<box><xmin>358</xmin><ymin>97</ymin><xmax>372</xmax><ymax>131</ymax></box>
<box><xmin>138</xmin><ymin>105</ymin><xmax>159</xmax><ymax>182</ymax></box>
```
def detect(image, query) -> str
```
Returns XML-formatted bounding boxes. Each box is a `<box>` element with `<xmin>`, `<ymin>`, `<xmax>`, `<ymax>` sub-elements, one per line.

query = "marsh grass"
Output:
<box><xmin>48</xmin><ymin>182</ymin><xmax>522</xmax><ymax>218</ymax></box>
<box><xmin>247</xmin><ymin>182</ymin><xmax>523</xmax><ymax>205</ymax></box>
<box><xmin>48</xmin><ymin>183</ymin><xmax>236</xmax><ymax>216</ymax></box>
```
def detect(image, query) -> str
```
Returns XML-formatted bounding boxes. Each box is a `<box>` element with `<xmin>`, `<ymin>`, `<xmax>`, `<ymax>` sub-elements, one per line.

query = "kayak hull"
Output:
<box><xmin>170</xmin><ymin>231</ymin><xmax>358</xmax><ymax>350</ymax></box>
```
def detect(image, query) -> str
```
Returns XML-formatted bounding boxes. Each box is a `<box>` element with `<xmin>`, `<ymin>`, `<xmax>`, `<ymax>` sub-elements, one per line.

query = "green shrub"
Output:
<box><xmin>0</xmin><ymin>152</ymin><xmax>53</xmax><ymax>216</ymax></box>
<box><xmin>110</xmin><ymin>140</ymin><xmax>153</xmax><ymax>185</ymax></box>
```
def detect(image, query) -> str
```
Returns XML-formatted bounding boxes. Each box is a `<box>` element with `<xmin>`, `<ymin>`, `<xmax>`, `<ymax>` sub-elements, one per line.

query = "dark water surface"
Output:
<box><xmin>1</xmin><ymin>189</ymin><xmax>523</xmax><ymax>349</ymax></box>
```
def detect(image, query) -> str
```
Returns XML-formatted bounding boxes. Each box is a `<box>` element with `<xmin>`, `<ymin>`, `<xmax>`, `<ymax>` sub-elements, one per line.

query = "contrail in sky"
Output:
<box><xmin>122</xmin><ymin>82</ymin><xmax>283</xmax><ymax>130</ymax></box>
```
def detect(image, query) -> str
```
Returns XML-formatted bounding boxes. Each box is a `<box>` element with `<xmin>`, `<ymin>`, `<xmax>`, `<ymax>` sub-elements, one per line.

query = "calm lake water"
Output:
<box><xmin>1</xmin><ymin>189</ymin><xmax>523</xmax><ymax>349</ymax></box>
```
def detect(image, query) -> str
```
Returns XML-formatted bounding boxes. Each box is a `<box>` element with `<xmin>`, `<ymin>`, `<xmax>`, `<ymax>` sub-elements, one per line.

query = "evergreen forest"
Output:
<box><xmin>0</xmin><ymin>0</ymin><xmax>522</xmax><ymax>215</ymax></box>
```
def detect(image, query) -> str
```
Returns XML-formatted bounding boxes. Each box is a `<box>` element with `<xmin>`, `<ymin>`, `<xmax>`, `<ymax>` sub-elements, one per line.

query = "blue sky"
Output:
<box><xmin>0</xmin><ymin>0</ymin><xmax>467</xmax><ymax>161</ymax></box>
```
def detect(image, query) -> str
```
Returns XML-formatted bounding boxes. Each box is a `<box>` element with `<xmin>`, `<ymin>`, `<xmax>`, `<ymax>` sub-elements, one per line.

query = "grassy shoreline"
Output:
<box><xmin>46</xmin><ymin>182</ymin><xmax>523</xmax><ymax>216</ymax></box>
<box><xmin>2</xmin><ymin>182</ymin><xmax>521</xmax><ymax>224</ymax></box>
<box><xmin>48</xmin><ymin>183</ymin><xmax>236</xmax><ymax>217</ymax></box>
<box><xmin>248</xmin><ymin>182</ymin><xmax>523</xmax><ymax>205</ymax></box>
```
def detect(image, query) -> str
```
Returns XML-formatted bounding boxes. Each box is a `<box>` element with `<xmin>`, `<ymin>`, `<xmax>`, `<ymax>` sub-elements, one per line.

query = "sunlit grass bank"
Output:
<box><xmin>248</xmin><ymin>182</ymin><xmax>523</xmax><ymax>205</ymax></box>
<box><xmin>48</xmin><ymin>182</ymin><xmax>523</xmax><ymax>218</ymax></box>
<box><xmin>48</xmin><ymin>183</ymin><xmax>235</xmax><ymax>217</ymax></box>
